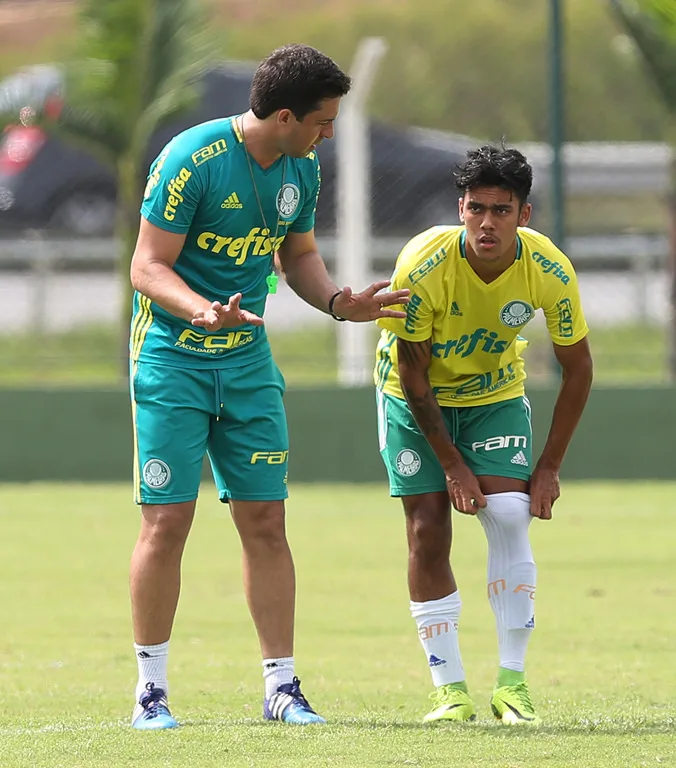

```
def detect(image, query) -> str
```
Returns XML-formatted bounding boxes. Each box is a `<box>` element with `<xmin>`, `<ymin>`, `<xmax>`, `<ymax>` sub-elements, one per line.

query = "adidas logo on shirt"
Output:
<box><xmin>449</xmin><ymin>301</ymin><xmax>463</xmax><ymax>317</ymax></box>
<box><xmin>221</xmin><ymin>192</ymin><xmax>243</xmax><ymax>209</ymax></box>
<box><xmin>510</xmin><ymin>450</ymin><xmax>529</xmax><ymax>466</ymax></box>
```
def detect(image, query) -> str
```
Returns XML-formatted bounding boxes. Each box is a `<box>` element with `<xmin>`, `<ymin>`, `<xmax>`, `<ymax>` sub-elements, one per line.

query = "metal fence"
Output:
<box><xmin>0</xmin><ymin>39</ymin><xmax>673</xmax><ymax>386</ymax></box>
<box><xmin>0</xmin><ymin>231</ymin><xmax>670</xmax><ymax>325</ymax></box>
<box><xmin>0</xmin><ymin>226</ymin><xmax>671</xmax><ymax>387</ymax></box>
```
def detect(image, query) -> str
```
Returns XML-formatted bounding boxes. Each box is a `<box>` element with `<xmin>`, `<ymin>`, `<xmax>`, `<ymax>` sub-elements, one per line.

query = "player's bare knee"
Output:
<box><xmin>233</xmin><ymin>500</ymin><xmax>288</xmax><ymax>549</ymax></box>
<box><xmin>140</xmin><ymin>504</ymin><xmax>193</xmax><ymax>552</ymax></box>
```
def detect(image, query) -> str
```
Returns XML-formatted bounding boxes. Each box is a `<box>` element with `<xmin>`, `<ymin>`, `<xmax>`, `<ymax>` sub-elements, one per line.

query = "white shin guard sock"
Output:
<box><xmin>262</xmin><ymin>657</ymin><xmax>295</xmax><ymax>699</ymax></box>
<box><xmin>410</xmin><ymin>592</ymin><xmax>465</xmax><ymax>687</ymax></box>
<box><xmin>134</xmin><ymin>641</ymin><xmax>170</xmax><ymax>701</ymax></box>
<box><xmin>478</xmin><ymin>492</ymin><xmax>536</xmax><ymax>673</ymax></box>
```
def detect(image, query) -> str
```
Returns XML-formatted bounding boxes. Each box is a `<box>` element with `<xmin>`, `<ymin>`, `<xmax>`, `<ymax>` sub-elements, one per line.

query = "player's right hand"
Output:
<box><xmin>444</xmin><ymin>462</ymin><xmax>487</xmax><ymax>515</ymax></box>
<box><xmin>191</xmin><ymin>294</ymin><xmax>264</xmax><ymax>331</ymax></box>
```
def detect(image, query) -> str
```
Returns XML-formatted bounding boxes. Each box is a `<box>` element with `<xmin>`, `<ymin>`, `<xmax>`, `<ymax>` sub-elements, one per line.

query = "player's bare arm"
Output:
<box><xmin>130</xmin><ymin>218</ymin><xmax>263</xmax><ymax>331</ymax></box>
<box><xmin>277</xmin><ymin>230</ymin><xmax>410</xmax><ymax>321</ymax></box>
<box><xmin>397</xmin><ymin>337</ymin><xmax>486</xmax><ymax>514</ymax></box>
<box><xmin>530</xmin><ymin>336</ymin><xmax>593</xmax><ymax>520</ymax></box>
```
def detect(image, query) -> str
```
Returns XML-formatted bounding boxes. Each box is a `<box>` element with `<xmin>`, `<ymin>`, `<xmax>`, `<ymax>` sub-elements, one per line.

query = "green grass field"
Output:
<box><xmin>0</xmin><ymin>482</ymin><xmax>673</xmax><ymax>767</ymax></box>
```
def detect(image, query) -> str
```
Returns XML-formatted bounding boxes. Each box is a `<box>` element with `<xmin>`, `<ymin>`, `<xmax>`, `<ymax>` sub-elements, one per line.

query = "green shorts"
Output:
<box><xmin>131</xmin><ymin>357</ymin><xmax>288</xmax><ymax>504</ymax></box>
<box><xmin>376</xmin><ymin>391</ymin><xmax>532</xmax><ymax>497</ymax></box>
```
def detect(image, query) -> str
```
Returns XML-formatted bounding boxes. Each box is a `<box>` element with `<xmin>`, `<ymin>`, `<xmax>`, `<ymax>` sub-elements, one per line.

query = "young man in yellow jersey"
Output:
<box><xmin>374</xmin><ymin>145</ymin><xmax>593</xmax><ymax>724</ymax></box>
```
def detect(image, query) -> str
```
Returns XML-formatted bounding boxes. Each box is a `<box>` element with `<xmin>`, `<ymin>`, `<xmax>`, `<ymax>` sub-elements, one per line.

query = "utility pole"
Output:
<box><xmin>549</xmin><ymin>0</ymin><xmax>566</xmax><ymax>250</ymax></box>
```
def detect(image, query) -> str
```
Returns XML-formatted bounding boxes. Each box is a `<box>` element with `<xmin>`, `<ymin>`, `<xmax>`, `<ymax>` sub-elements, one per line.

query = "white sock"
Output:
<box><xmin>134</xmin><ymin>641</ymin><xmax>169</xmax><ymax>701</ymax></box>
<box><xmin>478</xmin><ymin>492</ymin><xmax>536</xmax><ymax>673</ymax></box>
<box><xmin>263</xmin><ymin>656</ymin><xmax>295</xmax><ymax>698</ymax></box>
<box><xmin>410</xmin><ymin>592</ymin><xmax>465</xmax><ymax>687</ymax></box>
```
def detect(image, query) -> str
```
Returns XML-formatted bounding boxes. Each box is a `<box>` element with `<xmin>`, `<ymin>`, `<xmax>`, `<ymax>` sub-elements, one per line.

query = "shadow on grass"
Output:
<box><xmin>5</xmin><ymin>713</ymin><xmax>672</xmax><ymax>738</ymax></box>
<box><xmin>175</xmin><ymin>714</ymin><xmax>675</xmax><ymax>737</ymax></box>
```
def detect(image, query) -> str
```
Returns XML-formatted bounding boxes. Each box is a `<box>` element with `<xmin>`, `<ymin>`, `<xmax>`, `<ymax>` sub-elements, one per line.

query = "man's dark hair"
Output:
<box><xmin>250</xmin><ymin>44</ymin><xmax>352</xmax><ymax>120</ymax></box>
<box><xmin>455</xmin><ymin>144</ymin><xmax>533</xmax><ymax>205</ymax></box>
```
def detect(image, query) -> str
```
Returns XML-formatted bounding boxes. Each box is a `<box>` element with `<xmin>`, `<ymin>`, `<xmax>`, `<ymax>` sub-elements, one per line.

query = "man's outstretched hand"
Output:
<box><xmin>331</xmin><ymin>281</ymin><xmax>410</xmax><ymax>322</ymax></box>
<box><xmin>191</xmin><ymin>294</ymin><xmax>264</xmax><ymax>332</ymax></box>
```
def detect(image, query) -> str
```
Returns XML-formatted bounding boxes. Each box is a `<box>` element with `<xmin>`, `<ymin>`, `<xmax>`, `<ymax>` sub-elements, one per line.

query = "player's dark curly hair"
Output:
<box><xmin>251</xmin><ymin>44</ymin><xmax>352</xmax><ymax>120</ymax></box>
<box><xmin>455</xmin><ymin>144</ymin><xmax>533</xmax><ymax>205</ymax></box>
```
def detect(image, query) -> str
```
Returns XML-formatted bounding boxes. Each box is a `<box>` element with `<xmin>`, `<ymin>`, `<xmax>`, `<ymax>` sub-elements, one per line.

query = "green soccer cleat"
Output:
<box><xmin>490</xmin><ymin>681</ymin><xmax>540</xmax><ymax>725</ymax></box>
<box><xmin>422</xmin><ymin>684</ymin><xmax>477</xmax><ymax>723</ymax></box>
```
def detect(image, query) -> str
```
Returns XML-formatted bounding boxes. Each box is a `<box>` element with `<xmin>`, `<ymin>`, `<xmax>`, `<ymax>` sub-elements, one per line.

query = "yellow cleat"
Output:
<box><xmin>422</xmin><ymin>685</ymin><xmax>477</xmax><ymax>723</ymax></box>
<box><xmin>490</xmin><ymin>682</ymin><xmax>541</xmax><ymax>725</ymax></box>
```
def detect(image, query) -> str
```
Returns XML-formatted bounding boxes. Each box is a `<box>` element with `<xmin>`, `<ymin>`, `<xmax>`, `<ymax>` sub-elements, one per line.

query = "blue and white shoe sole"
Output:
<box><xmin>132</xmin><ymin>713</ymin><xmax>179</xmax><ymax>730</ymax></box>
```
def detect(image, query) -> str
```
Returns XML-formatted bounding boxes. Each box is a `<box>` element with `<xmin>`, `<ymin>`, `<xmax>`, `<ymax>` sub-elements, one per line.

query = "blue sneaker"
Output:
<box><xmin>131</xmin><ymin>683</ymin><xmax>179</xmax><ymax>730</ymax></box>
<box><xmin>263</xmin><ymin>676</ymin><xmax>326</xmax><ymax>724</ymax></box>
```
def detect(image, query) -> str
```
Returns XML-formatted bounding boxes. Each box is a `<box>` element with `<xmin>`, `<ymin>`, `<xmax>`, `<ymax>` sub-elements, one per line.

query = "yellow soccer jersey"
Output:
<box><xmin>374</xmin><ymin>225</ymin><xmax>589</xmax><ymax>407</ymax></box>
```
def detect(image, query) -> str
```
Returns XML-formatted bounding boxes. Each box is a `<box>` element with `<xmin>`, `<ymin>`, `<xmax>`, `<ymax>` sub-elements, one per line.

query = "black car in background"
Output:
<box><xmin>0</xmin><ymin>63</ymin><xmax>473</xmax><ymax>238</ymax></box>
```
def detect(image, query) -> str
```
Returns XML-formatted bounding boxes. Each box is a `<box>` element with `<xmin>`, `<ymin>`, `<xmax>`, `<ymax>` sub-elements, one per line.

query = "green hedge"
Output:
<box><xmin>0</xmin><ymin>387</ymin><xmax>673</xmax><ymax>482</ymax></box>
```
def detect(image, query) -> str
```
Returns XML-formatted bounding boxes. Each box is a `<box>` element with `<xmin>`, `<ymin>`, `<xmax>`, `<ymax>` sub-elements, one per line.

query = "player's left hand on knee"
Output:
<box><xmin>331</xmin><ymin>282</ymin><xmax>410</xmax><ymax>322</ymax></box>
<box><xmin>529</xmin><ymin>464</ymin><xmax>560</xmax><ymax>520</ymax></box>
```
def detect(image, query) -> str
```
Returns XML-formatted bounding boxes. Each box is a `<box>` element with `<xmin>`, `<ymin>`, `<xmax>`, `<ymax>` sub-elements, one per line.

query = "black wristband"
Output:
<box><xmin>328</xmin><ymin>290</ymin><xmax>346</xmax><ymax>321</ymax></box>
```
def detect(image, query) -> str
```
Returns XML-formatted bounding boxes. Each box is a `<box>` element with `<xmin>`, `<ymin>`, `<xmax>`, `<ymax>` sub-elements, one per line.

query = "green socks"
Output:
<box><xmin>497</xmin><ymin>667</ymin><xmax>526</xmax><ymax>687</ymax></box>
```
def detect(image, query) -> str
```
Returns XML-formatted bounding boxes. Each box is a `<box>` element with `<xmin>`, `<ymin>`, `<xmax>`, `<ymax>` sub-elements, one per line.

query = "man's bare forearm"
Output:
<box><xmin>131</xmin><ymin>260</ymin><xmax>210</xmax><ymax>322</ymax></box>
<box><xmin>539</xmin><ymin>364</ymin><xmax>593</xmax><ymax>469</ymax></box>
<box><xmin>398</xmin><ymin>341</ymin><xmax>464</xmax><ymax>470</ymax></box>
<box><xmin>280</xmin><ymin>250</ymin><xmax>338</xmax><ymax>313</ymax></box>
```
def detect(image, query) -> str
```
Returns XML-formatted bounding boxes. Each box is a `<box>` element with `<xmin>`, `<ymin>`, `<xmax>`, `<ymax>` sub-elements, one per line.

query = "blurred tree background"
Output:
<box><xmin>59</xmin><ymin>0</ymin><xmax>216</xmax><ymax>362</ymax></box>
<box><xmin>609</xmin><ymin>0</ymin><xmax>676</xmax><ymax>373</ymax></box>
<box><xmin>0</xmin><ymin>0</ymin><xmax>671</xmax><ymax>143</ymax></box>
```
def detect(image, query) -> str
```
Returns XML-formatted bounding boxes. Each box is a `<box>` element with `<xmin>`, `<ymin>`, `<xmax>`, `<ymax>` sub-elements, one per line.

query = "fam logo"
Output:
<box><xmin>143</xmin><ymin>459</ymin><xmax>171</xmax><ymax>489</ymax></box>
<box><xmin>419</xmin><ymin>621</ymin><xmax>456</xmax><ymax>641</ymax></box>
<box><xmin>250</xmin><ymin>450</ymin><xmax>289</xmax><ymax>465</ymax></box>
<box><xmin>471</xmin><ymin>434</ymin><xmax>527</xmax><ymax>452</ymax></box>
<box><xmin>191</xmin><ymin>138</ymin><xmax>227</xmax><ymax>166</ymax></box>
<box><xmin>408</xmin><ymin>247</ymin><xmax>447</xmax><ymax>285</ymax></box>
<box><xmin>500</xmin><ymin>300</ymin><xmax>534</xmax><ymax>328</ymax></box>
<box><xmin>487</xmin><ymin>579</ymin><xmax>536</xmax><ymax>601</ymax></box>
<box><xmin>276</xmin><ymin>183</ymin><xmax>300</xmax><ymax>218</ymax></box>
<box><xmin>395</xmin><ymin>449</ymin><xmax>421</xmax><ymax>476</ymax></box>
